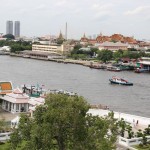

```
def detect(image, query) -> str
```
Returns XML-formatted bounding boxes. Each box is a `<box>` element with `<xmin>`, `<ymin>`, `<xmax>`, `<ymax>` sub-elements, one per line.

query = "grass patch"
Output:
<box><xmin>0</xmin><ymin>141</ymin><xmax>27</xmax><ymax>150</ymax></box>
<box><xmin>0</xmin><ymin>142</ymin><xmax>10</xmax><ymax>150</ymax></box>
<box><xmin>133</xmin><ymin>144</ymin><xmax>150</xmax><ymax>150</ymax></box>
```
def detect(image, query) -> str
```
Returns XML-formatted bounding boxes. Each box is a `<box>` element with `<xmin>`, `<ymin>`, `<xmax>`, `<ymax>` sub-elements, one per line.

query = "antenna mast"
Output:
<box><xmin>65</xmin><ymin>22</ymin><xmax>67</xmax><ymax>40</ymax></box>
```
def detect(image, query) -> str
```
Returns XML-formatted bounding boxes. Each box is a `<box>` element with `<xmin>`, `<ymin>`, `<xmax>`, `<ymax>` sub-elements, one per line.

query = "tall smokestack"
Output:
<box><xmin>65</xmin><ymin>22</ymin><xmax>67</xmax><ymax>40</ymax></box>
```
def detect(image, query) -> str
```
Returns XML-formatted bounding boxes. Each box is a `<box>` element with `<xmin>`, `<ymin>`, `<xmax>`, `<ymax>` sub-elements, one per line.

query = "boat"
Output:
<box><xmin>21</xmin><ymin>84</ymin><xmax>46</xmax><ymax>97</ymax></box>
<box><xmin>134</xmin><ymin>68</ymin><xmax>149</xmax><ymax>73</ymax></box>
<box><xmin>47</xmin><ymin>89</ymin><xmax>77</xmax><ymax>96</ymax></box>
<box><xmin>107</xmin><ymin>66</ymin><xmax>121</xmax><ymax>72</ymax></box>
<box><xmin>109</xmin><ymin>77</ymin><xmax>133</xmax><ymax>86</ymax></box>
<box><xmin>89</xmin><ymin>65</ymin><xmax>104</xmax><ymax>69</ymax></box>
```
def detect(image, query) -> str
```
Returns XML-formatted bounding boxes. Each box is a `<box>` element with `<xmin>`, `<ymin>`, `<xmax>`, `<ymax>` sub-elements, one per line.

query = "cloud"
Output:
<box><xmin>34</xmin><ymin>4</ymin><xmax>47</xmax><ymax>11</ymax></box>
<box><xmin>55</xmin><ymin>0</ymin><xmax>67</xmax><ymax>6</ymax></box>
<box><xmin>92</xmin><ymin>3</ymin><xmax>114</xmax><ymax>21</ymax></box>
<box><xmin>92</xmin><ymin>3</ymin><xmax>114</xmax><ymax>11</ymax></box>
<box><xmin>125</xmin><ymin>6</ymin><xmax>150</xmax><ymax>15</ymax></box>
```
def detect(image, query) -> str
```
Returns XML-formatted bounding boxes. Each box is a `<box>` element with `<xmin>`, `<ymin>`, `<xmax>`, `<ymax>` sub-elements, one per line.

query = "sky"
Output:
<box><xmin>0</xmin><ymin>0</ymin><xmax>150</xmax><ymax>40</ymax></box>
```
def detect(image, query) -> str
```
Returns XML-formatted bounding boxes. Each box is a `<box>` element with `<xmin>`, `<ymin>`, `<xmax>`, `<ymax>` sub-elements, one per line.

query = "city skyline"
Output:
<box><xmin>5</xmin><ymin>20</ymin><xmax>20</xmax><ymax>37</ymax></box>
<box><xmin>0</xmin><ymin>0</ymin><xmax>150</xmax><ymax>40</ymax></box>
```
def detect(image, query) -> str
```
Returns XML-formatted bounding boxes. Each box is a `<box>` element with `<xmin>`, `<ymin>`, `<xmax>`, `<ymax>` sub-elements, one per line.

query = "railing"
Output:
<box><xmin>119</xmin><ymin>136</ymin><xmax>150</xmax><ymax>147</ymax></box>
<box><xmin>0</xmin><ymin>132</ymin><xmax>12</xmax><ymax>142</ymax></box>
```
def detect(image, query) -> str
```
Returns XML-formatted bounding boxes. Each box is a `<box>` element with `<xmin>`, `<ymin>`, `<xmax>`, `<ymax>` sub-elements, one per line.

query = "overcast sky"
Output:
<box><xmin>0</xmin><ymin>0</ymin><xmax>150</xmax><ymax>40</ymax></box>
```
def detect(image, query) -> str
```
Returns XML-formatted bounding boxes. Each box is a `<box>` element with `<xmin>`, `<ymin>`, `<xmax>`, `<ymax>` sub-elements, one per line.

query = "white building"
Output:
<box><xmin>97</xmin><ymin>41</ymin><xmax>128</xmax><ymax>51</ymax></box>
<box><xmin>0</xmin><ymin>46</ymin><xmax>11</xmax><ymax>52</ymax></box>
<box><xmin>2</xmin><ymin>88</ymin><xmax>30</xmax><ymax>113</ymax></box>
<box><xmin>28</xmin><ymin>97</ymin><xmax>45</xmax><ymax>117</ymax></box>
<box><xmin>32</xmin><ymin>44</ymin><xmax>64</xmax><ymax>54</ymax></box>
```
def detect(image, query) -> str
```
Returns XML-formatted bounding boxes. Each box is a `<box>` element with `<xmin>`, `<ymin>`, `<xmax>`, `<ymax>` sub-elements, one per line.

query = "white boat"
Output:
<box><xmin>109</xmin><ymin>77</ymin><xmax>133</xmax><ymax>86</ymax></box>
<box><xmin>107</xmin><ymin>66</ymin><xmax>121</xmax><ymax>72</ymax></box>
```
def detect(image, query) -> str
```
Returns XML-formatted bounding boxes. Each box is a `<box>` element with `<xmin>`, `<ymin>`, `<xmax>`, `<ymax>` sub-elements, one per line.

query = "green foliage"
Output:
<box><xmin>3</xmin><ymin>34</ymin><xmax>15</xmax><ymax>39</ymax></box>
<box><xmin>70</xmin><ymin>45</ymin><xmax>99</xmax><ymax>60</ymax></box>
<box><xmin>0</xmin><ymin>119</ymin><xmax>5</xmax><ymax>132</ymax></box>
<box><xmin>74</xmin><ymin>44</ymin><xmax>82</xmax><ymax>50</ymax></box>
<box><xmin>0</xmin><ymin>40</ymin><xmax>32</xmax><ymax>53</ymax></box>
<box><xmin>137</xmin><ymin>129</ymin><xmax>143</xmax><ymax>137</ymax></box>
<box><xmin>9</xmin><ymin>129</ymin><xmax>22</xmax><ymax>149</ymax></box>
<box><xmin>97</xmin><ymin>49</ymin><xmax>113</xmax><ymax>62</ymax></box>
<box><xmin>128</xmin><ymin>48</ymin><xmax>137</xmax><ymax>51</ymax></box>
<box><xmin>113</xmin><ymin>50</ymin><xmax>123</xmax><ymax>61</ymax></box>
<box><xmin>9</xmin><ymin>94</ymin><xmax>119</xmax><ymax>150</ymax></box>
<box><xmin>126</xmin><ymin>125</ymin><xmax>134</xmax><ymax>139</ymax></box>
<box><xmin>57</xmin><ymin>40</ymin><xmax>64</xmax><ymax>45</ymax></box>
<box><xmin>142</xmin><ymin>135</ymin><xmax>148</xmax><ymax>146</ymax></box>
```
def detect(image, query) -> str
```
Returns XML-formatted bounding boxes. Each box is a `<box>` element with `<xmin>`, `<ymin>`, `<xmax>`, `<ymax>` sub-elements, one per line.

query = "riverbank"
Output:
<box><xmin>9</xmin><ymin>52</ymin><xmax>115</xmax><ymax>69</ymax></box>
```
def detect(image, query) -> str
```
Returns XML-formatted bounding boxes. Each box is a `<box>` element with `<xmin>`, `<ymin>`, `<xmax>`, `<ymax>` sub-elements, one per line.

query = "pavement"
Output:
<box><xmin>0</xmin><ymin>107</ymin><xmax>18</xmax><ymax>121</ymax></box>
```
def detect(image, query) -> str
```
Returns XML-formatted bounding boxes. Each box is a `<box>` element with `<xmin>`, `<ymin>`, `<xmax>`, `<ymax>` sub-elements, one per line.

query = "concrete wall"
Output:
<box><xmin>119</xmin><ymin>136</ymin><xmax>150</xmax><ymax>147</ymax></box>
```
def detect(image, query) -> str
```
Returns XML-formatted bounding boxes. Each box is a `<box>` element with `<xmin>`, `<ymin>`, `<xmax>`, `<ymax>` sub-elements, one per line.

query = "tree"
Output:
<box><xmin>9</xmin><ymin>94</ymin><xmax>119</xmax><ymax>150</ymax></box>
<box><xmin>97</xmin><ymin>49</ymin><xmax>113</xmax><ymax>63</ymax></box>
<box><xmin>3</xmin><ymin>34</ymin><xmax>15</xmax><ymax>40</ymax></box>
<box><xmin>113</xmin><ymin>50</ymin><xmax>123</xmax><ymax>61</ymax></box>
<box><xmin>74</xmin><ymin>44</ymin><xmax>82</xmax><ymax>50</ymax></box>
<box><xmin>118</xmin><ymin>118</ymin><xmax>126</xmax><ymax>137</ymax></box>
<box><xmin>0</xmin><ymin>118</ymin><xmax>5</xmax><ymax>132</ymax></box>
<box><xmin>126</xmin><ymin>125</ymin><xmax>134</xmax><ymax>139</ymax></box>
<box><xmin>57</xmin><ymin>39</ymin><xmax>64</xmax><ymax>45</ymax></box>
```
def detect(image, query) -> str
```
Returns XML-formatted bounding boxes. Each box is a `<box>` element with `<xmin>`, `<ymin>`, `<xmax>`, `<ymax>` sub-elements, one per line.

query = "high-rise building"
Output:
<box><xmin>6</xmin><ymin>21</ymin><xmax>13</xmax><ymax>35</ymax></box>
<box><xmin>14</xmin><ymin>21</ymin><xmax>20</xmax><ymax>37</ymax></box>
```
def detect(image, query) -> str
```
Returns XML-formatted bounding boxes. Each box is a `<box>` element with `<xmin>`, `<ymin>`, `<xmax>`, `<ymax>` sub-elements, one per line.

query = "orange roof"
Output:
<box><xmin>0</xmin><ymin>82</ymin><xmax>13</xmax><ymax>95</ymax></box>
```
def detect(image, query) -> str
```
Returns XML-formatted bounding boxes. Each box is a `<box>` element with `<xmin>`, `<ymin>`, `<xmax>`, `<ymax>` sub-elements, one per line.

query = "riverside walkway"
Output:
<box><xmin>88</xmin><ymin>109</ymin><xmax>150</xmax><ymax>130</ymax></box>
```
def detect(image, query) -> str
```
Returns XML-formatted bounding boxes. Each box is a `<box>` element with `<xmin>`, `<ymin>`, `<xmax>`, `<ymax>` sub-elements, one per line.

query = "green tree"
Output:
<box><xmin>0</xmin><ymin>118</ymin><xmax>5</xmax><ymax>132</ymax></box>
<box><xmin>74</xmin><ymin>44</ymin><xmax>82</xmax><ymax>50</ymax></box>
<box><xmin>57</xmin><ymin>39</ymin><xmax>64</xmax><ymax>45</ymax></box>
<box><xmin>126</xmin><ymin>125</ymin><xmax>134</xmax><ymax>139</ymax></box>
<box><xmin>3</xmin><ymin>34</ymin><xmax>15</xmax><ymax>40</ymax></box>
<box><xmin>117</xmin><ymin>118</ymin><xmax>126</xmax><ymax>137</ymax></box>
<box><xmin>136</xmin><ymin>129</ymin><xmax>143</xmax><ymax>137</ymax></box>
<box><xmin>113</xmin><ymin>50</ymin><xmax>123</xmax><ymax>61</ymax></box>
<box><xmin>9</xmin><ymin>94</ymin><xmax>119</xmax><ymax>150</ymax></box>
<box><xmin>97</xmin><ymin>49</ymin><xmax>113</xmax><ymax>63</ymax></box>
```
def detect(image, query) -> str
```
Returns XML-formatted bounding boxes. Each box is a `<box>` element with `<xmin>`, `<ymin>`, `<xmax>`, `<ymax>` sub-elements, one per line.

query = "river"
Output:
<box><xmin>0</xmin><ymin>56</ymin><xmax>150</xmax><ymax>117</ymax></box>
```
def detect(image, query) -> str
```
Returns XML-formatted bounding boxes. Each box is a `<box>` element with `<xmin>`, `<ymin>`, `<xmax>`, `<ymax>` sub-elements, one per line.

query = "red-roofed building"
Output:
<box><xmin>80</xmin><ymin>33</ymin><xmax>89</xmax><ymax>45</ymax></box>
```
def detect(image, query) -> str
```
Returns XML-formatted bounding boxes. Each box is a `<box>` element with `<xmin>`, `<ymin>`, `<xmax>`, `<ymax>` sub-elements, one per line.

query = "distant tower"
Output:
<box><xmin>83</xmin><ymin>33</ymin><xmax>86</xmax><ymax>38</ymax></box>
<box><xmin>100</xmin><ymin>32</ymin><xmax>103</xmax><ymax>36</ymax></box>
<box><xmin>6</xmin><ymin>21</ymin><xmax>13</xmax><ymax>35</ymax></box>
<box><xmin>14</xmin><ymin>21</ymin><xmax>20</xmax><ymax>37</ymax></box>
<box><xmin>58</xmin><ymin>30</ymin><xmax>64</xmax><ymax>40</ymax></box>
<box><xmin>65</xmin><ymin>22</ymin><xmax>67</xmax><ymax>40</ymax></box>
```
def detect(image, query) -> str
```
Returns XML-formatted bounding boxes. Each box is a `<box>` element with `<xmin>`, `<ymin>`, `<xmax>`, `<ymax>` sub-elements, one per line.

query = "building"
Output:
<box><xmin>28</xmin><ymin>97</ymin><xmax>45</xmax><ymax>117</ymax></box>
<box><xmin>80</xmin><ymin>33</ymin><xmax>138</xmax><ymax>45</ymax></box>
<box><xmin>0</xmin><ymin>81</ymin><xmax>13</xmax><ymax>96</ymax></box>
<box><xmin>6</xmin><ymin>21</ymin><xmax>13</xmax><ymax>35</ymax></box>
<box><xmin>32</xmin><ymin>44</ymin><xmax>65</xmax><ymax>54</ymax></box>
<box><xmin>0</xmin><ymin>46</ymin><xmax>11</xmax><ymax>52</ymax></box>
<box><xmin>136</xmin><ymin>57</ymin><xmax>150</xmax><ymax>72</ymax></box>
<box><xmin>14</xmin><ymin>21</ymin><xmax>20</xmax><ymax>37</ymax></box>
<box><xmin>97</xmin><ymin>41</ymin><xmax>128</xmax><ymax>51</ymax></box>
<box><xmin>2</xmin><ymin>88</ymin><xmax>30</xmax><ymax>113</ymax></box>
<box><xmin>80</xmin><ymin>33</ymin><xmax>89</xmax><ymax>45</ymax></box>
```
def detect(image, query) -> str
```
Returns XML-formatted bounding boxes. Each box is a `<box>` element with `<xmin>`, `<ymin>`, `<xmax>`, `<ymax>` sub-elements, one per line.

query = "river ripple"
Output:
<box><xmin>0</xmin><ymin>56</ymin><xmax>150</xmax><ymax>117</ymax></box>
